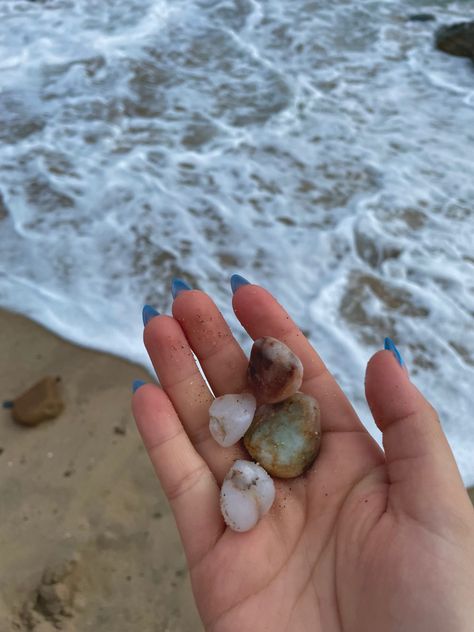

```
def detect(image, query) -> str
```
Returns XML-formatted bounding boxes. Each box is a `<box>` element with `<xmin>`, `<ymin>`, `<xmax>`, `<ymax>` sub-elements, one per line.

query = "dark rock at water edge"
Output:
<box><xmin>0</xmin><ymin>192</ymin><xmax>8</xmax><ymax>221</ymax></box>
<box><xmin>435</xmin><ymin>21</ymin><xmax>474</xmax><ymax>60</ymax></box>
<box><xmin>407</xmin><ymin>14</ymin><xmax>436</xmax><ymax>23</ymax></box>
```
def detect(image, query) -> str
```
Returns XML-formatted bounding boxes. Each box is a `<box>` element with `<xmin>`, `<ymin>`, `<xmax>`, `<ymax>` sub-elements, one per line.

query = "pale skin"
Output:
<box><xmin>132</xmin><ymin>283</ymin><xmax>474</xmax><ymax>632</ymax></box>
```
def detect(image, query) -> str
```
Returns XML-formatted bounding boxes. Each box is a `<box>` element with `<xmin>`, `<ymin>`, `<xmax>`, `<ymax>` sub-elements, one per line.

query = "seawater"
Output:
<box><xmin>1</xmin><ymin>0</ymin><xmax>474</xmax><ymax>483</ymax></box>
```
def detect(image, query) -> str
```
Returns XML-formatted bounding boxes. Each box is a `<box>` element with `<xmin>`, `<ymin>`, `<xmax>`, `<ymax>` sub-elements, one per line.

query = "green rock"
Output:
<box><xmin>244</xmin><ymin>393</ymin><xmax>321</xmax><ymax>479</ymax></box>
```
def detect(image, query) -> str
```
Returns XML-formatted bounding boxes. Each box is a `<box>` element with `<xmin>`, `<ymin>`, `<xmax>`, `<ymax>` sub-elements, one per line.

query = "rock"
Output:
<box><xmin>407</xmin><ymin>13</ymin><xmax>436</xmax><ymax>22</ymax></box>
<box><xmin>244</xmin><ymin>392</ymin><xmax>321</xmax><ymax>478</ymax></box>
<box><xmin>0</xmin><ymin>191</ymin><xmax>9</xmax><ymax>221</ymax></box>
<box><xmin>220</xmin><ymin>460</ymin><xmax>275</xmax><ymax>532</ymax></box>
<box><xmin>209</xmin><ymin>393</ymin><xmax>256</xmax><ymax>447</ymax></box>
<box><xmin>435</xmin><ymin>21</ymin><xmax>474</xmax><ymax>60</ymax></box>
<box><xmin>247</xmin><ymin>337</ymin><xmax>303</xmax><ymax>404</ymax></box>
<box><xmin>12</xmin><ymin>376</ymin><xmax>64</xmax><ymax>426</ymax></box>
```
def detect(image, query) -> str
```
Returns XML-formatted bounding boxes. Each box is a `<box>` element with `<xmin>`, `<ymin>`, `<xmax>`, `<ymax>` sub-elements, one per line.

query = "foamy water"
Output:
<box><xmin>1</xmin><ymin>0</ymin><xmax>473</xmax><ymax>483</ymax></box>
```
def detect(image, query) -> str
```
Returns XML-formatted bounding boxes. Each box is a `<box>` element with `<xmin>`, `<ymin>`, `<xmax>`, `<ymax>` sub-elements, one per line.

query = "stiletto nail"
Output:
<box><xmin>230</xmin><ymin>274</ymin><xmax>250</xmax><ymax>294</ymax></box>
<box><xmin>384</xmin><ymin>337</ymin><xmax>404</xmax><ymax>367</ymax></box>
<box><xmin>171</xmin><ymin>278</ymin><xmax>192</xmax><ymax>299</ymax></box>
<box><xmin>142</xmin><ymin>305</ymin><xmax>160</xmax><ymax>326</ymax></box>
<box><xmin>132</xmin><ymin>380</ymin><xmax>146</xmax><ymax>393</ymax></box>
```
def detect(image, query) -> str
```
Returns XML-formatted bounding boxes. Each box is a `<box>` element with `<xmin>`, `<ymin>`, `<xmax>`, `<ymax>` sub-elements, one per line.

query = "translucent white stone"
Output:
<box><xmin>220</xmin><ymin>460</ymin><xmax>275</xmax><ymax>532</ymax></box>
<box><xmin>209</xmin><ymin>393</ymin><xmax>256</xmax><ymax>447</ymax></box>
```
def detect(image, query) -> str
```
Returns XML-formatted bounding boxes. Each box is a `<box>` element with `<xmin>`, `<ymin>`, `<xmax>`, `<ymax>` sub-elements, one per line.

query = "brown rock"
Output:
<box><xmin>247</xmin><ymin>337</ymin><xmax>303</xmax><ymax>404</ymax></box>
<box><xmin>12</xmin><ymin>376</ymin><xmax>64</xmax><ymax>426</ymax></box>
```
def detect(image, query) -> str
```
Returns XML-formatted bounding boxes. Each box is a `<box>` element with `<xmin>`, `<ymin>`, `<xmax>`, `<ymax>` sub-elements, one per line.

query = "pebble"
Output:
<box><xmin>209</xmin><ymin>393</ymin><xmax>256</xmax><ymax>447</ymax></box>
<box><xmin>220</xmin><ymin>460</ymin><xmax>275</xmax><ymax>532</ymax></box>
<box><xmin>244</xmin><ymin>392</ymin><xmax>321</xmax><ymax>478</ymax></box>
<box><xmin>12</xmin><ymin>376</ymin><xmax>64</xmax><ymax>426</ymax></box>
<box><xmin>247</xmin><ymin>337</ymin><xmax>303</xmax><ymax>404</ymax></box>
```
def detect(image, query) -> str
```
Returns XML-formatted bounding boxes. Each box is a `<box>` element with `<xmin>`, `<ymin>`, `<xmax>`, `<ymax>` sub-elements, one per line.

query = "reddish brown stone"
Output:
<box><xmin>247</xmin><ymin>337</ymin><xmax>303</xmax><ymax>404</ymax></box>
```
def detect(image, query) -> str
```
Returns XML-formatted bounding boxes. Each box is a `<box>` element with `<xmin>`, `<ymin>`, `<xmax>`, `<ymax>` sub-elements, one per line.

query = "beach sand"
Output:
<box><xmin>0</xmin><ymin>310</ymin><xmax>202</xmax><ymax>632</ymax></box>
<box><xmin>1</xmin><ymin>309</ymin><xmax>472</xmax><ymax>632</ymax></box>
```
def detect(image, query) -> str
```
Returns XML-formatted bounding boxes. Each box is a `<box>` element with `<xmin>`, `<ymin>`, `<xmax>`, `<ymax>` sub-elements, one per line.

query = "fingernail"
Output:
<box><xmin>132</xmin><ymin>380</ymin><xmax>146</xmax><ymax>393</ymax></box>
<box><xmin>171</xmin><ymin>278</ymin><xmax>192</xmax><ymax>299</ymax></box>
<box><xmin>384</xmin><ymin>337</ymin><xmax>404</xmax><ymax>367</ymax></box>
<box><xmin>230</xmin><ymin>274</ymin><xmax>250</xmax><ymax>294</ymax></box>
<box><xmin>142</xmin><ymin>304</ymin><xmax>160</xmax><ymax>326</ymax></box>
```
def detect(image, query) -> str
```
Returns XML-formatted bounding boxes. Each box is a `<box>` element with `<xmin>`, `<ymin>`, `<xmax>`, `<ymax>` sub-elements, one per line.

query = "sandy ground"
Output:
<box><xmin>0</xmin><ymin>310</ymin><xmax>202</xmax><ymax>632</ymax></box>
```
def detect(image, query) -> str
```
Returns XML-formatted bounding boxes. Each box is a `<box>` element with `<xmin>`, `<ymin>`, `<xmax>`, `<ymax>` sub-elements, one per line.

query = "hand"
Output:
<box><xmin>132</xmin><ymin>282</ymin><xmax>474</xmax><ymax>632</ymax></box>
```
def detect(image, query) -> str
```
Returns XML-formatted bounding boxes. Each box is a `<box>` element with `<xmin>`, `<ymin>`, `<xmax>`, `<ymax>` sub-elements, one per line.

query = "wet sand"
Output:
<box><xmin>0</xmin><ymin>310</ymin><xmax>202</xmax><ymax>631</ymax></box>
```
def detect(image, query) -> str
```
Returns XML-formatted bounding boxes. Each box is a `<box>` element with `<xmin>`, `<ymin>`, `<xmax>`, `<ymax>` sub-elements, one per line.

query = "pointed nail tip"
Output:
<box><xmin>132</xmin><ymin>380</ymin><xmax>146</xmax><ymax>393</ymax></box>
<box><xmin>171</xmin><ymin>278</ymin><xmax>192</xmax><ymax>299</ymax></box>
<box><xmin>230</xmin><ymin>274</ymin><xmax>251</xmax><ymax>294</ymax></box>
<box><xmin>384</xmin><ymin>337</ymin><xmax>404</xmax><ymax>367</ymax></box>
<box><xmin>142</xmin><ymin>304</ymin><xmax>160</xmax><ymax>326</ymax></box>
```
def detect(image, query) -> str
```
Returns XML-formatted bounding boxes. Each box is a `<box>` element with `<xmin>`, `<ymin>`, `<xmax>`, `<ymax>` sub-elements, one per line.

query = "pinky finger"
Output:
<box><xmin>132</xmin><ymin>383</ymin><xmax>224</xmax><ymax>568</ymax></box>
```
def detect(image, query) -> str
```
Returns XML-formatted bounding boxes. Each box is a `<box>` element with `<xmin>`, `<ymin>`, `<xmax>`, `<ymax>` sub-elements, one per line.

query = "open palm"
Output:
<box><xmin>132</xmin><ymin>281</ymin><xmax>474</xmax><ymax>632</ymax></box>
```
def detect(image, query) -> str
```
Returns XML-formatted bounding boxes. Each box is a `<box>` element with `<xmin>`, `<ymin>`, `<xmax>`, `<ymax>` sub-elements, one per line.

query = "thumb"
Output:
<box><xmin>365</xmin><ymin>340</ymin><xmax>470</xmax><ymax>526</ymax></box>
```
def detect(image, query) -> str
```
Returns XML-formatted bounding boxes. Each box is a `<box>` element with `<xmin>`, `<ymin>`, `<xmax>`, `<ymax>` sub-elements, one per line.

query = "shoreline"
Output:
<box><xmin>0</xmin><ymin>309</ymin><xmax>201</xmax><ymax>631</ymax></box>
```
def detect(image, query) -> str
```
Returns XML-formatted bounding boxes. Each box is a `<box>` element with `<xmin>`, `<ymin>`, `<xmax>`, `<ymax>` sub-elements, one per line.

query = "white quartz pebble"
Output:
<box><xmin>220</xmin><ymin>460</ymin><xmax>275</xmax><ymax>532</ymax></box>
<box><xmin>209</xmin><ymin>393</ymin><xmax>256</xmax><ymax>447</ymax></box>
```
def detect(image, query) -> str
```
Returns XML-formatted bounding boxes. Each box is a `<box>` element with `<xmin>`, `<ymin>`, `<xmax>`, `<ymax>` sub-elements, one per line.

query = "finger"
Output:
<box><xmin>132</xmin><ymin>383</ymin><xmax>224</xmax><ymax>568</ymax></box>
<box><xmin>232</xmin><ymin>283</ymin><xmax>368</xmax><ymax>434</ymax></box>
<box><xmin>365</xmin><ymin>347</ymin><xmax>471</xmax><ymax>525</ymax></box>
<box><xmin>172</xmin><ymin>289</ymin><xmax>248</xmax><ymax>396</ymax></box>
<box><xmin>144</xmin><ymin>314</ymin><xmax>242</xmax><ymax>481</ymax></box>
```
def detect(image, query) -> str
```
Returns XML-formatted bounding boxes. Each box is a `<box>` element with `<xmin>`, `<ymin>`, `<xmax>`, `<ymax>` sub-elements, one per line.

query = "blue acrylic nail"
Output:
<box><xmin>384</xmin><ymin>337</ymin><xmax>404</xmax><ymax>367</ymax></box>
<box><xmin>132</xmin><ymin>380</ymin><xmax>146</xmax><ymax>393</ymax></box>
<box><xmin>142</xmin><ymin>304</ymin><xmax>160</xmax><ymax>326</ymax></box>
<box><xmin>230</xmin><ymin>274</ymin><xmax>250</xmax><ymax>294</ymax></box>
<box><xmin>171</xmin><ymin>278</ymin><xmax>192</xmax><ymax>299</ymax></box>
